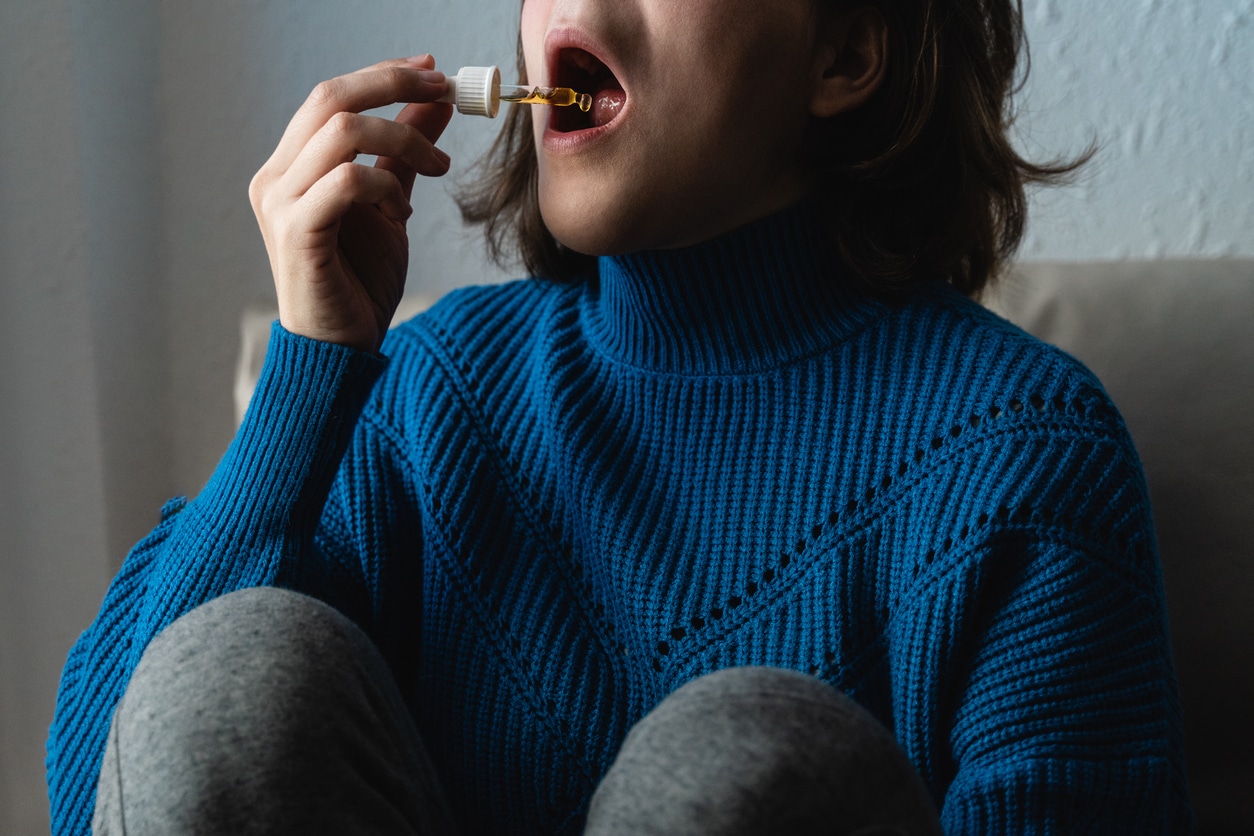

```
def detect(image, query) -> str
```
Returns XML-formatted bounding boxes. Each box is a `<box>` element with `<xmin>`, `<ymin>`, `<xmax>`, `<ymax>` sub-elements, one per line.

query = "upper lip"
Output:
<box><xmin>544</xmin><ymin>26</ymin><xmax>626</xmax><ymax>97</ymax></box>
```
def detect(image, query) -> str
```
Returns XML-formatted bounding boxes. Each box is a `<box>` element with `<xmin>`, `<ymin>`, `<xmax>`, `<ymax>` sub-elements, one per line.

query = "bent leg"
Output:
<box><xmin>93</xmin><ymin>586</ymin><xmax>456</xmax><ymax>836</ymax></box>
<box><xmin>585</xmin><ymin>667</ymin><xmax>940</xmax><ymax>836</ymax></box>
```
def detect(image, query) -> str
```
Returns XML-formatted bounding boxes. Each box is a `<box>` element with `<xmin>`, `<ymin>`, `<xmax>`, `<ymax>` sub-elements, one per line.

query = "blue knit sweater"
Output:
<box><xmin>48</xmin><ymin>204</ymin><xmax>1192</xmax><ymax>833</ymax></box>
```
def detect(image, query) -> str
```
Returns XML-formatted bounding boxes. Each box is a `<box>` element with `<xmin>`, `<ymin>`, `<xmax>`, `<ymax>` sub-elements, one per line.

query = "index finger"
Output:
<box><xmin>268</xmin><ymin>55</ymin><xmax>449</xmax><ymax>173</ymax></box>
<box><xmin>375</xmin><ymin>99</ymin><xmax>456</xmax><ymax>199</ymax></box>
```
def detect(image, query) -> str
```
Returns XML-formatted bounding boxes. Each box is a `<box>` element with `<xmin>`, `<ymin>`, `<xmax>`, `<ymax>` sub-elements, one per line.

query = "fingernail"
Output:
<box><xmin>419</xmin><ymin>69</ymin><xmax>446</xmax><ymax>83</ymax></box>
<box><xmin>405</xmin><ymin>53</ymin><xmax>432</xmax><ymax>63</ymax></box>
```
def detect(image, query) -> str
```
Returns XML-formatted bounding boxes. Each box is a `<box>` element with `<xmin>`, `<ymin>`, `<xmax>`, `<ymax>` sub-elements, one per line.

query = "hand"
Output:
<box><xmin>249</xmin><ymin>55</ymin><xmax>453</xmax><ymax>353</ymax></box>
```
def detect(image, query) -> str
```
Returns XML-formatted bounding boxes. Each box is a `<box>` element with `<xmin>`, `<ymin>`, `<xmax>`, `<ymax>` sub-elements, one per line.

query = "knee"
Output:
<box><xmin>100</xmin><ymin>588</ymin><xmax>417</xmax><ymax>833</ymax></box>
<box><xmin>124</xmin><ymin>589</ymin><xmax>357</xmax><ymax>722</ymax></box>
<box><xmin>136</xmin><ymin>586</ymin><xmax>368</xmax><ymax>675</ymax></box>
<box><xmin>625</xmin><ymin>666</ymin><xmax>900</xmax><ymax>773</ymax></box>
<box><xmin>119</xmin><ymin>586</ymin><xmax>389</xmax><ymax>747</ymax></box>
<box><xmin>587</xmin><ymin>667</ymin><xmax>941</xmax><ymax>836</ymax></box>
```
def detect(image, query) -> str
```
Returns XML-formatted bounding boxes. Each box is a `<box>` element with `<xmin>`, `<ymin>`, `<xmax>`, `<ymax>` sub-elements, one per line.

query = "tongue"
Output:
<box><xmin>591</xmin><ymin>83</ymin><xmax>626</xmax><ymax>128</ymax></box>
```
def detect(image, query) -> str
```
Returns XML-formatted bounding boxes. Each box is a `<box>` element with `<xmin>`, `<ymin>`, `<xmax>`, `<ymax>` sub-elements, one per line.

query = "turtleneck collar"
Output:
<box><xmin>581</xmin><ymin>200</ymin><xmax>886</xmax><ymax>375</ymax></box>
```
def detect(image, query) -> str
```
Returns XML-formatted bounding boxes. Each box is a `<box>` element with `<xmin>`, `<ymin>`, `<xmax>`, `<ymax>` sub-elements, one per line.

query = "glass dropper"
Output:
<box><xmin>499</xmin><ymin>84</ymin><xmax>592</xmax><ymax>112</ymax></box>
<box><xmin>438</xmin><ymin>65</ymin><xmax>591</xmax><ymax>118</ymax></box>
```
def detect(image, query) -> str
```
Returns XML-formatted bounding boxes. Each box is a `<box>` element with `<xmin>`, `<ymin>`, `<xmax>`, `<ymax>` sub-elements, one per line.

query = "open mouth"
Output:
<box><xmin>551</xmin><ymin>48</ymin><xmax>627</xmax><ymax>132</ymax></box>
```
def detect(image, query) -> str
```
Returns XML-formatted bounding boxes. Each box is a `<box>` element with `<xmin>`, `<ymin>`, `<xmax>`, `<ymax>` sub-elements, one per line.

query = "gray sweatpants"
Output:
<box><xmin>93</xmin><ymin>587</ymin><xmax>940</xmax><ymax>835</ymax></box>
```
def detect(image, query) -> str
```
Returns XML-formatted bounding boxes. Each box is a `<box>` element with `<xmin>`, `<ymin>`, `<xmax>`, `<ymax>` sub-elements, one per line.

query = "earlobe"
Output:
<box><xmin>810</xmin><ymin>7</ymin><xmax>888</xmax><ymax>119</ymax></box>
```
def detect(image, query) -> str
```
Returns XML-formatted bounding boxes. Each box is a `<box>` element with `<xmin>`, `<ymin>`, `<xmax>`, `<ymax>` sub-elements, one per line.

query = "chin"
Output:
<box><xmin>547</xmin><ymin>223</ymin><xmax>638</xmax><ymax>258</ymax></box>
<box><xmin>538</xmin><ymin>184</ymin><xmax>657</xmax><ymax>257</ymax></box>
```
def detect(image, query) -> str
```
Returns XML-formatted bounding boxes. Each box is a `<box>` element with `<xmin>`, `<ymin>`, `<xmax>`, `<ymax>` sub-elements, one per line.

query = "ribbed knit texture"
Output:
<box><xmin>48</xmin><ymin>203</ymin><xmax>1193</xmax><ymax>834</ymax></box>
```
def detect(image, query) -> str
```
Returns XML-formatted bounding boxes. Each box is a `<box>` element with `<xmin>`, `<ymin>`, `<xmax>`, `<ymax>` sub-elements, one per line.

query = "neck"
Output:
<box><xmin>582</xmin><ymin>201</ymin><xmax>884</xmax><ymax>375</ymax></box>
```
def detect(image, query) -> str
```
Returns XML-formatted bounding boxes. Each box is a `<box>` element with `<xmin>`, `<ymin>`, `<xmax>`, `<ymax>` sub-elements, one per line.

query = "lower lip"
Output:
<box><xmin>542</xmin><ymin>102</ymin><xmax>628</xmax><ymax>152</ymax></box>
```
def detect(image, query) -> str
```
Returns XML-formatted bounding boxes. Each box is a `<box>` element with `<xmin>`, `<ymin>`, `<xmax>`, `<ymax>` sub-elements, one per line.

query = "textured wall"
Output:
<box><xmin>1018</xmin><ymin>0</ymin><xmax>1254</xmax><ymax>258</ymax></box>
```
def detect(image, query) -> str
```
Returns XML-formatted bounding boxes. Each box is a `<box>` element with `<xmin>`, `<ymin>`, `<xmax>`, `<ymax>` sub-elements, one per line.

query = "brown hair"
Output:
<box><xmin>457</xmin><ymin>0</ymin><xmax>1092</xmax><ymax>296</ymax></box>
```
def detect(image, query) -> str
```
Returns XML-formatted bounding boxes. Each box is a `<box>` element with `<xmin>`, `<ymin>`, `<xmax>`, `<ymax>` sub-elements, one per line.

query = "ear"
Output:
<box><xmin>809</xmin><ymin>6</ymin><xmax>888</xmax><ymax>119</ymax></box>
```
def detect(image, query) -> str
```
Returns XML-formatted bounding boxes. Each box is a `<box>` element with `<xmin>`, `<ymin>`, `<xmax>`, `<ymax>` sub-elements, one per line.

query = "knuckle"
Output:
<box><xmin>247</xmin><ymin>169</ymin><xmax>268</xmax><ymax>206</ymax></box>
<box><xmin>401</xmin><ymin>122</ymin><xmax>427</xmax><ymax>147</ymax></box>
<box><xmin>308</xmin><ymin>78</ymin><xmax>342</xmax><ymax>108</ymax></box>
<box><xmin>332</xmin><ymin>161</ymin><xmax>363</xmax><ymax>188</ymax></box>
<box><xmin>326</xmin><ymin>110</ymin><xmax>358</xmax><ymax>138</ymax></box>
<box><xmin>382</xmin><ymin>66</ymin><xmax>410</xmax><ymax>90</ymax></box>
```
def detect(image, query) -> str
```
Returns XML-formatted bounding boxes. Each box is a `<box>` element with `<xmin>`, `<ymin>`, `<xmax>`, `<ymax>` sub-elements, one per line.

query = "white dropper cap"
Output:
<box><xmin>436</xmin><ymin>65</ymin><xmax>501</xmax><ymax>118</ymax></box>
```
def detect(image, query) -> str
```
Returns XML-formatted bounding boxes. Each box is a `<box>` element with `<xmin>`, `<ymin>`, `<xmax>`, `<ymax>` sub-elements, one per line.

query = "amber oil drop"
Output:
<box><xmin>499</xmin><ymin>84</ymin><xmax>593</xmax><ymax>112</ymax></box>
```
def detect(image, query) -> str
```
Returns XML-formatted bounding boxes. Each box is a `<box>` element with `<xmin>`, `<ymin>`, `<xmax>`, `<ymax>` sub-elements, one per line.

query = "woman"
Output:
<box><xmin>49</xmin><ymin>0</ymin><xmax>1193</xmax><ymax>832</ymax></box>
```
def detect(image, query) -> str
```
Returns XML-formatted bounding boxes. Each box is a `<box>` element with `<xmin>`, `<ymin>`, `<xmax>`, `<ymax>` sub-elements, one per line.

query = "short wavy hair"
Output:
<box><xmin>457</xmin><ymin>0</ymin><xmax>1091</xmax><ymax>297</ymax></box>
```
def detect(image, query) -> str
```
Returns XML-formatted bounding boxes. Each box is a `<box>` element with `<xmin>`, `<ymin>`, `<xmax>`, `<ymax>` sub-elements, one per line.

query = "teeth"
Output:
<box><xmin>559</xmin><ymin>48</ymin><xmax>612</xmax><ymax>86</ymax></box>
<box><xmin>567</xmin><ymin>49</ymin><xmax>605</xmax><ymax>74</ymax></box>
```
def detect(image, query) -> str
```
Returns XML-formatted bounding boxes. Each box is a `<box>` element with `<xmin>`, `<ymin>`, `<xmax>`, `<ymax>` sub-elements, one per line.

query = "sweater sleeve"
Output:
<box><xmin>932</xmin><ymin>538</ymin><xmax>1191</xmax><ymax>834</ymax></box>
<box><xmin>894</xmin><ymin>428</ymin><xmax>1194</xmax><ymax>834</ymax></box>
<box><xmin>46</xmin><ymin>323</ymin><xmax>395</xmax><ymax>836</ymax></box>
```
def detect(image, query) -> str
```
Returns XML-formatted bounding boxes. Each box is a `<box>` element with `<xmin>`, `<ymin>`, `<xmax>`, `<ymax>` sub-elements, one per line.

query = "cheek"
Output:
<box><xmin>667</xmin><ymin>1</ymin><xmax>815</xmax><ymax>90</ymax></box>
<box><xmin>520</xmin><ymin>0</ymin><xmax>547</xmax><ymax>82</ymax></box>
<box><xmin>520</xmin><ymin>0</ymin><xmax>548</xmax><ymax>149</ymax></box>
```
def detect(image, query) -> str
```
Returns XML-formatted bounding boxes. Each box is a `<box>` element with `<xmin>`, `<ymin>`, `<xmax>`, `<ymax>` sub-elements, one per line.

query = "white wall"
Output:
<box><xmin>1017</xmin><ymin>0</ymin><xmax>1254</xmax><ymax>259</ymax></box>
<box><xmin>1</xmin><ymin>0</ymin><xmax>1250</xmax><ymax>831</ymax></box>
<box><xmin>1</xmin><ymin>5</ymin><xmax>115</xmax><ymax>832</ymax></box>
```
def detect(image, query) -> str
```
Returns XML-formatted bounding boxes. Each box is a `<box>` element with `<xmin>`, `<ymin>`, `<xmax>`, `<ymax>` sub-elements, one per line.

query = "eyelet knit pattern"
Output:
<box><xmin>48</xmin><ymin>204</ymin><xmax>1192</xmax><ymax>834</ymax></box>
